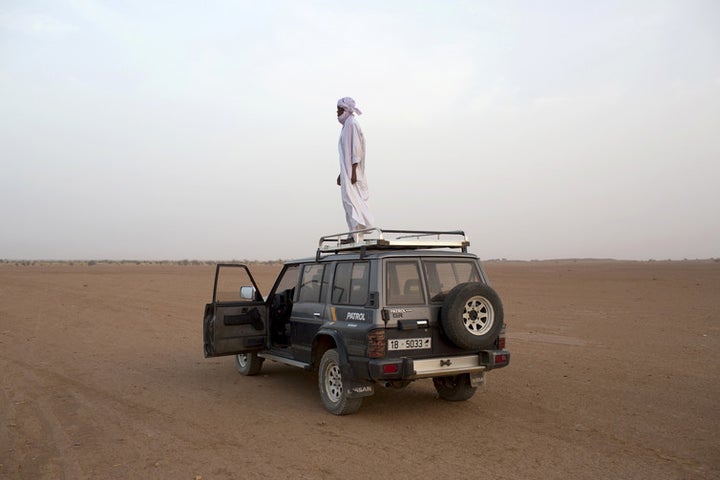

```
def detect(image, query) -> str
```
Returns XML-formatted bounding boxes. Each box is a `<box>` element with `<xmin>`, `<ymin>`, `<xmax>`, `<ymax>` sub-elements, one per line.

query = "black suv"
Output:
<box><xmin>203</xmin><ymin>229</ymin><xmax>510</xmax><ymax>415</ymax></box>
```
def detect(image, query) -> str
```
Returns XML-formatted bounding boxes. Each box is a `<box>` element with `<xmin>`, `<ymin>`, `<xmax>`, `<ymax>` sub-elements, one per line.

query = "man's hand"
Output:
<box><xmin>351</xmin><ymin>164</ymin><xmax>358</xmax><ymax>184</ymax></box>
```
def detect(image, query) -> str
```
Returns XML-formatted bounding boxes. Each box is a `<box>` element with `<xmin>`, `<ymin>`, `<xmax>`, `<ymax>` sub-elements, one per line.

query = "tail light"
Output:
<box><xmin>368</xmin><ymin>329</ymin><xmax>386</xmax><ymax>358</ymax></box>
<box><xmin>496</xmin><ymin>323</ymin><xmax>507</xmax><ymax>349</ymax></box>
<box><xmin>383</xmin><ymin>364</ymin><xmax>398</xmax><ymax>374</ymax></box>
<box><xmin>494</xmin><ymin>352</ymin><xmax>509</xmax><ymax>365</ymax></box>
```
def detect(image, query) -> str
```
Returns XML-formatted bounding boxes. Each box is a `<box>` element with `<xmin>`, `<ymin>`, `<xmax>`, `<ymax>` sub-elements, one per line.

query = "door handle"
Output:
<box><xmin>313</xmin><ymin>312</ymin><xmax>321</xmax><ymax>317</ymax></box>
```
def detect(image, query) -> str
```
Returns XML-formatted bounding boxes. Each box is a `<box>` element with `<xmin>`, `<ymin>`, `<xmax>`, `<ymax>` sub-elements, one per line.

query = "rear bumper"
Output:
<box><xmin>366</xmin><ymin>349</ymin><xmax>510</xmax><ymax>381</ymax></box>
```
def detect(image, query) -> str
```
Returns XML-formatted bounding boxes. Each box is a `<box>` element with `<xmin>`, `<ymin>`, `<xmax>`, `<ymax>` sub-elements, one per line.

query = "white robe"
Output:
<box><xmin>338</xmin><ymin>115</ymin><xmax>374</xmax><ymax>232</ymax></box>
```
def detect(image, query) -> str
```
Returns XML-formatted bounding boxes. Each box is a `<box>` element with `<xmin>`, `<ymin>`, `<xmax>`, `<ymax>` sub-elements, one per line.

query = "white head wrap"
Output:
<box><xmin>337</xmin><ymin>97</ymin><xmax>362</xmax><ymax>116</ymax></box>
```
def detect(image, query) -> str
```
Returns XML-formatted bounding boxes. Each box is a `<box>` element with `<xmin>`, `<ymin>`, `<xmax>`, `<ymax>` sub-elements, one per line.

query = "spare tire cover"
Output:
<box><xmin>440</xmin><ymin>282</ymin><xmax>503</xmax><ymax>350</ymax></box>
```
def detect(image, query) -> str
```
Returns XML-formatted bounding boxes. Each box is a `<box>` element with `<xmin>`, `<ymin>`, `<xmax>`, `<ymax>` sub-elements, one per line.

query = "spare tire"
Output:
<box><xmin>440</xmin><ymin>282</ymin><xmax>503</xmax><ymax>350</ymax></box>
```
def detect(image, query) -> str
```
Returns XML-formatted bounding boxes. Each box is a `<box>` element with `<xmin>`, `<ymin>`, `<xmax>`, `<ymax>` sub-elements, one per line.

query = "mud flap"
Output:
<box><xmin>469</xmin><ymin>371</ymin><xmax>485</xmax><ymax>388</ymax></box>
<box><xmin>346</xmin><ymin>381</ymin><xmax>375</xmax><ymax>398</ymax></box>
<box><xmin>337</xmin><ymin>353</ymin><xmax>373</xmax><ymax>398</ymax></box>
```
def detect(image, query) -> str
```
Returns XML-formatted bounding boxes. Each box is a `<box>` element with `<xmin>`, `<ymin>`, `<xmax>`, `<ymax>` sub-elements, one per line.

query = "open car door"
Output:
<box><xmin>203</xmin><ymin>264</ymin><xmax>269</xmax><ymax>357</ymax></box>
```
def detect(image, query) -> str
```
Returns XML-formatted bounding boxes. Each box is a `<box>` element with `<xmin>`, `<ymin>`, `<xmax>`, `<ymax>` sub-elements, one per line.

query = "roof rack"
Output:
<box><xmin>317</xmin><ymin>228</ymin><xmax>470</xmax><ymax>260</ymax></box>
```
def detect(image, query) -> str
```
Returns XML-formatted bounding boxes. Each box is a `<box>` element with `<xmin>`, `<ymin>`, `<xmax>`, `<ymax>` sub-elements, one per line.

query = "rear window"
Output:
<box><xmin>423</xmin><ymin>260</ymin><xmax>481</xmax><ymax>302</ymax></box>
<box><xmin>385</xmin><ymin>260</ymin><xmax>424</xmax><ymax>305</ymax></box>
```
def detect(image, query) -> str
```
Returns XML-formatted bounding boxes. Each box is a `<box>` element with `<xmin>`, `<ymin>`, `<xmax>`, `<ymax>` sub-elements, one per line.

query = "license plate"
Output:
<box><xmin>387</xmin><ymin>337</ymin><xmax>431</xmax><ymax>351</ymax></box>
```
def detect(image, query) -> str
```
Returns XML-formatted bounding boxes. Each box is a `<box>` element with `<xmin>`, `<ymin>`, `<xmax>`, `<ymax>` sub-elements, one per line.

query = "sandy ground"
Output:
<box><xmin>0</xmin><ymin>260</ymin><xmax>718</xmax><ymax>479</ymax></box>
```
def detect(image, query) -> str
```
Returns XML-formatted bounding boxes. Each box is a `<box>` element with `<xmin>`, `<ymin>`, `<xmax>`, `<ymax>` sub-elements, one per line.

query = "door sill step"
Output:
<box><xmin>259</xmin><ymin>352</ymin><xmax>309</xmax><ymax>369</ymax></box>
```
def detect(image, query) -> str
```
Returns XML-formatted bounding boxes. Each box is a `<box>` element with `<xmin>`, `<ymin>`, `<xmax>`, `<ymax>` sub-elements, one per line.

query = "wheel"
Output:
<box><xmin>235</xmin><ymin>352</ymin><xmax>264</xmax><ymax>376</ymax></box>
<box><xmin>318</xmin><ymin>349</ymin><xmax>362</xmax><ymax>415</ymax></box>
<box><xmin>440</xmin><ymin>282</ymin><xmax>504</xmax><ymax>350</ymax></box>
<box><xmin>433</xmin><ymin>374</ymin><xmax>477</xmax><ymax>401</ymax></box>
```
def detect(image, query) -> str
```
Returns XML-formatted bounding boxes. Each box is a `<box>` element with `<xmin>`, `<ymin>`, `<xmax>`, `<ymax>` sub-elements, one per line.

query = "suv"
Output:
<box><xmin>203</xmin><ymin>229</ymin><xmax>510</xmax><ymax>415</ymax></box>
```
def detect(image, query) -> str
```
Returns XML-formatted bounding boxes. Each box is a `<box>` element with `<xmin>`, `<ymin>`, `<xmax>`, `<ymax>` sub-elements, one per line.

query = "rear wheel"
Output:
<box><xmin>318</xmin><ymin>349</ymin><xmax>362</xmax><ymax>415</ymax></box>
<box><xmin>433</xmin><ymin>374</ymin><xmax>477</xmax><ymax>401</ymax></box>
<box><xmin>235</xmin><ymin>352</ymin><xmax>264</xmax><ymax>376</ymax></box>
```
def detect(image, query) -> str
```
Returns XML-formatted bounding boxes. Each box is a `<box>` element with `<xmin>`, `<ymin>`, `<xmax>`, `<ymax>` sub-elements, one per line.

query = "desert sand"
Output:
<box><xmin>1</xmin><ymin>260</ymin><xmax>718</xmax><ymax>479</ymax></box>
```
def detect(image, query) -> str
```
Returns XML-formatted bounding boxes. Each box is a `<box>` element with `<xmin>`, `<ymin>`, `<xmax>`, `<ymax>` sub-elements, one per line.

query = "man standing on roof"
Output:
<box><xmin>336</xmin><ymin>96</ymin><xmax>374</xmax><ymax>243</ymax></box>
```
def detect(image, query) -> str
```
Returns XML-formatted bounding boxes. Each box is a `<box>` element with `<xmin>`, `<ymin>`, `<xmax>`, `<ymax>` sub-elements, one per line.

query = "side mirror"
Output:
<box><xmin>240</xmin><ymin>286</ymin><xmax>256</xmax><ymax>300</ymax></box>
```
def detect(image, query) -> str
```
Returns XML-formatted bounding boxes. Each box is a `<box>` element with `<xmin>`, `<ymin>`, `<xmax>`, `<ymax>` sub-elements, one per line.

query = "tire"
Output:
<box><xmin>440</xmin><ymin>282</ymin><xmax>503</xmax><ymax>350</ymax></box>
<box><xmin>433</xmin><ymin>374</ymin><xmax>477</xmax><ymax>401</ymax></box>
<box><xmin>235</xmin><ymin>352</ymin><xmax>264</xmax><ymax>376</ymax></box>
<box><xmin>318</xmin><ymin>349</ymin><xmax>362</xmax><ymax>415</ymax></box>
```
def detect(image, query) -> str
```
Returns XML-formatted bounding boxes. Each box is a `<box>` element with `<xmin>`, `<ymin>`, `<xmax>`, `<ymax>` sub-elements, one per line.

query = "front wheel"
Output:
<box><xmin>433</xmin><ymin>374</ymin><xmax>477</xmax><ymax>401</ymax></box>
<box><xmin>318</xmin><ymin>349</ymin><xmax>362</xmax><ymax>415</ymax></box>
<box><xmin>235</xmin><ymin>352</ymin><xmax>264</xmax><ymax>376</ymax></box>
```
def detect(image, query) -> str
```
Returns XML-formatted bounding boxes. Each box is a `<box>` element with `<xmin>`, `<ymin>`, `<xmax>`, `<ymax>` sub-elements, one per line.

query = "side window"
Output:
<box><xmin>273</xmin><ymin>265</ymin><xmax>299</xmax><ymax>295</ymax></box>
<box><xmin>333</xmin><ymin>263</ymin><xmax>351</xmax><ymax>304</ymax></box>
<box><xmin>332</xmin><ymin>262</ymin><xmax>369</xmax><ymax>305</ymax></box>
<box><xmin>349</xmin><ymin>263</ymin><xmax>369</xmax><ymax>305</ymax></box>
<box><xmin>424</xmin><ymin>260</ymin><xmax>480</xmax><ymax>302</ymax></box>
<box><xmin>214</xmin><ymin>265</ymin><xmax>260</xmax><ymax>303</ymax></box>
<box><xmin>321</xmin><ymin>264</ymin><xmax>332</xmax><ymax>301</ymax></box>
<box><xmin>270</xmin><ymin>264</ymin><xmax>298</xmax><ymax>321</ymax></box>
<box><xmin>386</xmin><ymin>260</ymin><xmax>424</xmax><ymax>305</ymax></box>
<box><xmin>297</xmin><ymin>264</ymin><xmax>325</xmax><ymax>303</ymax></box>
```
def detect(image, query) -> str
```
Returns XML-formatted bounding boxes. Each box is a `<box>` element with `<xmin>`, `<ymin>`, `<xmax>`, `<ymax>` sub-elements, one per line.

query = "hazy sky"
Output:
<box><xmin>1</xmin><ymin>0</ymin><xmax>718</xmax><ymax>261</ymax></box>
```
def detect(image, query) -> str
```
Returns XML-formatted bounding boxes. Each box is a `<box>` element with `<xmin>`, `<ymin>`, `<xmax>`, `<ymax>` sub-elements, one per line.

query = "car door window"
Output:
<box><xmin>297</xmin><ymin>264</ymin><xmax>325</xmax><ymax>303</ymax></box>
<box><xmin>274</xmin><ymin>265</ymin><xmax>299</xmax><ymax>294</ymax></box>
<box><xmin>214</xmin><ymin>265</ymin><xmax>261</xmax><ymax>303</ymax></box>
